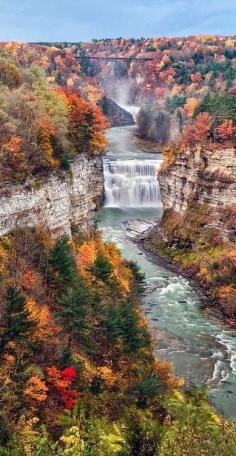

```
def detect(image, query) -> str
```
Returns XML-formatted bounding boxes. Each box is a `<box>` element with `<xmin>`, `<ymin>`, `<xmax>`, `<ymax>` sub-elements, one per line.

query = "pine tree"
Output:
<box><xmin>127</xmin><ymin>261</ymin><xmax>146</xmax><ymax>295</ymax></box>
<box><xmin>0</xmin><ymin>287</ymin><xmax>36</xmax><ymax>353</ymax></box>
<box><xmin>90</xmin><ymin>253</ymin><xmax>113</xmax><ymax>283</ymax></box>
<box><xmin>58</xmin><ymin>280</ymin><xmax>91</xmax><ymax>349</ymax></box>
<box><xmin>104</xmin><ymin>300</ymin><xmax>150</xmax><ymax>353</ymax></box>
<box><xmin>118</xmin><ymin>300</ymin><xmax>150</xmax><ymax>352</ymax></box>
<box><xmin>49</xmin><ymin>235</ymin><xmax>76</xmax><ymax>288</ymax></box>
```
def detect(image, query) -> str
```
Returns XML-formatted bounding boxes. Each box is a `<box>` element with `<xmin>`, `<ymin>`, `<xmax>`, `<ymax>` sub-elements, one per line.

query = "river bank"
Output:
<box><xmin>131</xmin><ymin>222</ymin><xmax>236</xmax><ymax>331</ymax></box>
<box><xmin>98</xmin><ymin>125</ymin><xmax>236</xmax><ymax>419</ymax></box>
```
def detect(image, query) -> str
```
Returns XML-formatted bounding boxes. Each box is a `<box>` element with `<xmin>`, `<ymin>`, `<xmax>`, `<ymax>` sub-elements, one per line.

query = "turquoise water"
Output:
<box><xmin>97</xmin><ymin>126</ymin><xmax>236</xmax><ymax>419</ymax></box>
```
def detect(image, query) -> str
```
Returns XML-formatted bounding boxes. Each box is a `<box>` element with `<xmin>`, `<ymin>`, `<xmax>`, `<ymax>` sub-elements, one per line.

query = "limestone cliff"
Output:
<box><xmin>99</xmin><ymin>97</ymin><xmax>134</xmax><ymax>127</ymax></box>
<box><xmin>159</xmin><ymin>147</ymin><xmax>236</xmax><ymax>242</ymax></box>
<box><xmin>0</xmin><ymin>154</ymin><xmax>104</xmax><ymax>238</ymax></box>
<box><xmin>144</xmin><ymin>147</ymin><xmax>236</xmax><ymax>322</ymax></box>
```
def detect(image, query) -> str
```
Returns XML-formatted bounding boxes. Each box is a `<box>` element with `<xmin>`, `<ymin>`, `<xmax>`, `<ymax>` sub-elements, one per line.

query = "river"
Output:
<box><xmin>97</xmin><ymin>125</ymin><xmax>236</xmax><ymax>420</ymax></box>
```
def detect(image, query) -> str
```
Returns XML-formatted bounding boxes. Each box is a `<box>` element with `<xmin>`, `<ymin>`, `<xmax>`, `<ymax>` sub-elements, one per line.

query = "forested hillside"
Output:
<box><xmin>0</xmin><ymin>37</ymin><xmax>236</xmax><ymax>454</ymax></box>
<box><xmin>0</xmin><ymin>228</ymin><xmax>236</xmax><ymax>454</ymax></box>
<box><xmin>0</xmin><ymin>46</ymin><xmax>108</xmax><ymax>183</ymax></box>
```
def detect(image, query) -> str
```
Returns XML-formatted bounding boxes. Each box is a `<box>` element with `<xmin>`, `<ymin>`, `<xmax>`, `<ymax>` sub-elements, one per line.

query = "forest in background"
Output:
<box><xmin>0</xmin><ymin>37</ymin><xmax>235</xmax><ymax>454</ymax></box>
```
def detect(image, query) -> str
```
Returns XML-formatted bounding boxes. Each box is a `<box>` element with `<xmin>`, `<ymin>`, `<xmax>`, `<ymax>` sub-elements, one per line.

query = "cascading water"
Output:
<box><xmin>98</xmin><ymin>125</ymin><xmax>236</xmax><ymax>420</ymax></box>
<box><xmin>104</xmin><ymin>158</ymin><xmax>162</xmax><ymax>207</ymax></box>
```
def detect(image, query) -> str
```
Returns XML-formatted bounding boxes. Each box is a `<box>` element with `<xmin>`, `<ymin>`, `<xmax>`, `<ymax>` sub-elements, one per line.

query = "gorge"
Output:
<box><xmin>1</xmin><ymin>34</ymin><xmax>236</xmax><ymax>453</ymax></box>
<box><xmin>98</xmin><ymin>124</ymin><xmax>236</xmax><ymax>420</ymax></box>
<box><xmin>1</xmin><ymin>115</ymin><xmax>235</xmax><ymax>420</ymax></box>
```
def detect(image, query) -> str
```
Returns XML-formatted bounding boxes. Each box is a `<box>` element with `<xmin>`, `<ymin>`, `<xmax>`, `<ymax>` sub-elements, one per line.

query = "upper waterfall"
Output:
<box><xmin>104</xmin><ymin>158</ymin><xmax>162</xmax><ymax>208</ymax></box>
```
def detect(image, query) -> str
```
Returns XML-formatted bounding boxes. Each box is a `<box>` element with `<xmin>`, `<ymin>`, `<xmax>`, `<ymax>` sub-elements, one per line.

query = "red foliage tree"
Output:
<box><xmin>183</xmin><ymin>112</ymin><xmax>213</xmax><ymax>147</ymax></box>
<box><xmin>216</xmin><ymin>120</ymin><xmax>236</xmax><ymax>142</ymax></box>
<box><xmin>46</xmin><ymin>366</ymin><xmax>80</xmax><ymax>409</ymax></box>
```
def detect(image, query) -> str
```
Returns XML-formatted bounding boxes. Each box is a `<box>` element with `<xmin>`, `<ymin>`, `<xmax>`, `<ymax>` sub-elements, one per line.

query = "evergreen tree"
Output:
<box><xmin>127</xmin><ymin>261</ymin><xmax>146</xmax><ymax>295</ymax></box>
<box><xmin>104</xmin><ymin>300</ymin><xmax>150</xmax><ymax>353</ymax></box>
<box><xmin>123</xmin><ymin>409</ymin><xmax>161</xmax><ymax>456</ymax></box>
<box><xmin>49</xmin><ymin>235</ymin><xmax>76</xmax><ymax>288</ymax></box>
<box><xmin>90</xmin><ymin>253</ymin><xmax>113</xmax><ymax>283</ymax></box>
<box><xmin>58</xmin><ymin>280</ymin><xmax>91</xmax><ymax>349</ymax></box>
<box><xmin>0</xmin><ymin>287</ymin><xmax>36</xmax><ymax>353</ymax></box>
<box><xmin>118</xmin><ymin>300</ymin><xmax>150</xmax><ymax>352</ymax></box>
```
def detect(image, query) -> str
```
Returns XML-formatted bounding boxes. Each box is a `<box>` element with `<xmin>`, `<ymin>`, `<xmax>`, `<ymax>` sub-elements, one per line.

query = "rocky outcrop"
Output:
<box><xmin>159</xmin><ymin>147</ymin><xmax>236</xmax><ymax>241</ymax></box>
<box><xmin>0</xmin><ymin>154</ymin><xmax>104</xmax><ymax>238</ymax></box>
<box><xmin>99</xmin><ymin>96</ymin><xmax>134</xmax><ymax>127</ymax></box>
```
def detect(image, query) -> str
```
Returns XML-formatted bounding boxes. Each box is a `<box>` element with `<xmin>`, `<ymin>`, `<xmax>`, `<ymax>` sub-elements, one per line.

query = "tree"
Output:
<box><xmin>90</xmin><ymin>253</ymin><xmax>113</xmax><ymax>283</ymax></box>
<box><xmin>137</xmin><ymin>103</ymin><xmax>170</xmax><ymax>145</ymax></box>
<box><xmin>127</xmin><ymin>261</ymin><xmax>145</xmax><ymax>295</ymax></box>
<box><xmin>58</xmin><ymin>280</ymin><xmax>91</xmax><ymax>348</ymax></box>
<box><xmin>49</xmin><ymin>235</ymin><xmax>76</xmax><ymax>288</ymax></box>
<box><xmin>62</xmin><ymin>89</ymin><xmax>108</xmax><ymax>155</ymax></box>
<box><xmin>123</xmin><ymin>409</ymin><xmax>161</xmax><ymax>456</ymax></box>
<box><xmin>195</xmin><ymin>93</ymin><xmax>236</xmax><ymax>123</ymax></box>
<box><xmin>216</xmin><ymin>119</ymin><xmax>236</xmax><ymax>142</ymax></box>
<box><xmin>104</xmin><ymin>300</ymin><xmax>150</xmax><ymax>353</ymax></box>
<box><xmin>183</xmin><ymin>112</ymin><xmax>213</xmax><ymax>147</ymax></box>
<box><xmin>165</xmin><ymin>95</ymin><xmax>186</xmax><ymax>113</ymax></box>
<box><xmin>184</xmin><ymin>97</ymin><xmax>199</xmax><ymax>118</ymax></box>
<box><xmin>0</xmin><ymin>287</ymin><xmax>36</xmax><ymax>353</ymax></box>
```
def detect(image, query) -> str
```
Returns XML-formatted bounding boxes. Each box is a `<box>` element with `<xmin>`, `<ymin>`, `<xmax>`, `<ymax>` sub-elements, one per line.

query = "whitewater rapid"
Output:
<box><xmin>98</xmin><ymin>125</ymin><xmax>236</xmax><ymax>420</ymax></box>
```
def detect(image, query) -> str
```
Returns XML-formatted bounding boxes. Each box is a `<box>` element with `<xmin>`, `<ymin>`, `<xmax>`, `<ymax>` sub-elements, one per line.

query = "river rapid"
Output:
<box><xmin>97</xmin><ymin>125</ymin><xmax>236</xmax><ymax>420</ymax></box>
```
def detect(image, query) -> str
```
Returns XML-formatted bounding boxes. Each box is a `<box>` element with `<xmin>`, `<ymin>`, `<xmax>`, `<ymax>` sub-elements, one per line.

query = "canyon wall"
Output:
<box><xmin>99</xmin><ymin>97</ymin><xmax>134</xmax><ymax>127</ymax></box>
<box><xmin>159</xmin><ymin>147</ymin><xmax>236</xmax><ymax>241</ymax></box>
<box><xmin>0</xmin><ymin>154</ymin><xmax>104</xmax><ymax>238</ymax></box>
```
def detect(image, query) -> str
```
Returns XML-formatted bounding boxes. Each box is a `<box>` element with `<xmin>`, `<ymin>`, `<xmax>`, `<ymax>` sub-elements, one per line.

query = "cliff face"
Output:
<box><xmin>0</xmin><ymin>154</ymin><xmax>104</xmax><ymax>238</ymax></box>
<box><xmin>99</xmin><ymin>97</ymin><xmax>134</xmax><ymax>127</ymax></box>
<box><xmin>159</xmin><ymin>147</ymin><xmax>236</xmax><ymax>241</ymax></box>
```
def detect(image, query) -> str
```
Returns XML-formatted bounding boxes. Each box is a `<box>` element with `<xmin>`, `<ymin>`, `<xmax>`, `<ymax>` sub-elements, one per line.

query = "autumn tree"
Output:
<box><xmin>183</xmin><ymin>112</ymin><xmax>213</xmax><ymax>147</ymax></box>
<box><xmin>63</xmin><ymin>89</ymin><xmax>108</xmax><ymax>155</ymax></box>
<box><xmin>216</xmin><ymin>119</ymin><xmax>236</xmax><ymax>142</ymax></box>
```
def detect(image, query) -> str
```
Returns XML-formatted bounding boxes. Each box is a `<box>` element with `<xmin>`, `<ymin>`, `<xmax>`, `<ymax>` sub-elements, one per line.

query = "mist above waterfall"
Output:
<box><xmin>101</xmin><ymin>76</ymin><xmax>141</xmax><ymax>122</ymax></box>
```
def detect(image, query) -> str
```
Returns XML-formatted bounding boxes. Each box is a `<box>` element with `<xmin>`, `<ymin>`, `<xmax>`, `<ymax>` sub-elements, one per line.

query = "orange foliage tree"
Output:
<box><xmin>62</xmin><ymin>89</ymin><xmax>108</xmax><ymax>155</ymax></box>
<box><xmin>183</xmin><ymin>112</ymin><xmax>213</xmax><ymax>147</ymax></box>
<box><xmin>24</xmin><ymin>376</ymin><xmax>48</xmax><ymax>404</ymax></box>
<box><xmin>216</xmin><ymin>120</ymin><xmax>236</xmax><ymax>142</ymax></box>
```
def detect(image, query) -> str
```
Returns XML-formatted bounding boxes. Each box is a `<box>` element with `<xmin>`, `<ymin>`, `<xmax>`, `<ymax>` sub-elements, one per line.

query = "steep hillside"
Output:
<box><xmin>1</xmin><ymin>229</ymin><xmax>236</xmax><ymax>454</ymax></box>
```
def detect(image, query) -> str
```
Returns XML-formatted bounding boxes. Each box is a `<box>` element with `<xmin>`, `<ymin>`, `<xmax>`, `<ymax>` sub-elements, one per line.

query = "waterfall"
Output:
<box><xmin>104</xmin><ymin>158</ymin><xmax>162</xmax><ymax>207</ymax></box>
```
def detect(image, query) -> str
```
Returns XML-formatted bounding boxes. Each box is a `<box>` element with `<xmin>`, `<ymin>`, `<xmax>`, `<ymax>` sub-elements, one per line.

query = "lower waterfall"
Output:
<box><xmin>104</xmin><ymin>158</ymin><xmax>162</xmax><ymax>207</ymax></box>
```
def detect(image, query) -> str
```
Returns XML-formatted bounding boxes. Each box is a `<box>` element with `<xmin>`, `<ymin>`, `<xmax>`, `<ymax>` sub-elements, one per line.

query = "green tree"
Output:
<box><xmin>127</xmin><ymin>261</ymin><xmax>145</xmax><ymax>295</ymax></box>
<box><xmin>195</xmin><ymin>93</ymin><xmax>236</xmax><ymax>123</ymax></box>
<box><xmin>90</xmin><ymin>253</ymin><xmax>113</xmax><ymax>283</ymax></box>
<box><xmin>49</xmin><ymin>235</ymin><xmax>76</xmax><ymax>288</ymax></box>
<box><xmin>104</xmin><ymin>300</ymin><xmax>150</xmax><ymax>353</ymax></box>
<box><xmin>58</xmin><ymin>280</ymin><xmax>91</xmax><ymax>349</ymax></box>
<box><xmin>122</xmin><ymin>409</ymin><xmax>161</xmax><ymax>456</ymax></box>
<box><xmin>165</xmin><ymin>95</ymin><xmax>186</xmax><ymax>113</ymax></box>
<box><xmin>0</xmin><ymin>287</ymin><xmax>36</xmax><ymax>353</ymax></box>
